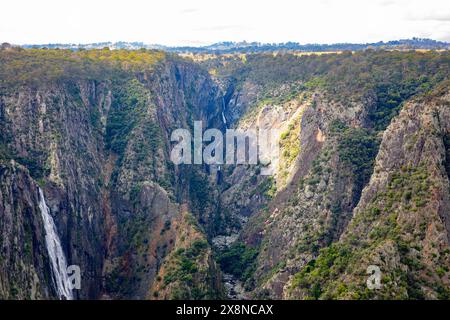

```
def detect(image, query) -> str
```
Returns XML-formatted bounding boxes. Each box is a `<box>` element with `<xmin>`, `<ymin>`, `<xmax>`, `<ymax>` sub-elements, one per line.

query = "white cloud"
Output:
<box><xmin>0</xmin><ymin>0</ymin><xmax>449</xmax><ymax>45</ymax></box>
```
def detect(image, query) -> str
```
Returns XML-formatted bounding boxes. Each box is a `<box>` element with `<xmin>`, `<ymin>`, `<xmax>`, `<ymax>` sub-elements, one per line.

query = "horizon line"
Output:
<box><xmin>11</xmin><ymin>37</ymin><xmax>450</xmax><ymax>49</ymax></box>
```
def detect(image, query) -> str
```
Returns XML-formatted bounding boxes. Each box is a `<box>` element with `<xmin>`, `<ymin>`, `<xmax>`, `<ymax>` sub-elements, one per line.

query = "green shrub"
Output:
<box><xmin>217</xmin><ymin>242</ymin><xmax>258</xmax><ymax>282</ymax></box>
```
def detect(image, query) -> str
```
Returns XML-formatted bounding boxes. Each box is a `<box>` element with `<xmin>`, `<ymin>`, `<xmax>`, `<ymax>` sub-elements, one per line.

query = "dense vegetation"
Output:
<box><xmin>0</xmin><ymin>46</ymin><xmax>165</xmax><ymax>88</ymax></box>
<box><xmin>205</xmin><ymin>49</ymin><xmax>449</xmax><ymax>300</ymax></box>
<box><xmin>331</xmin><ymin>122</ymin><xmax>380</xmax><ymax>204</ymax></box>
<box><xmin>204</xmin><ymin>50</ymin><xmax>449</xmax><ymax>103</ymax></box>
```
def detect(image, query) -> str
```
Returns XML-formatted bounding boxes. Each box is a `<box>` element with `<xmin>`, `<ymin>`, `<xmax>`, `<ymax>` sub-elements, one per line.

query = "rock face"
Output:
<box><xmin>0</xmin><ymin>48</ymin><xmax>449</xmax><ymax>300</ymax></box>
<box><xmin>202</xmin><ymin>51</ymin><xmax>450</xmax><ymax>299</ymax></box>
<box><xmin>324</xmin><ymin>85</ymin><xmax>450</xmax><ymax>299</ymax></box>
<box><xmin>0</xmin><ymin>162</ymin><xmax>53</xmax><ymax>299</ymax></box>
<box><xmin>284</xmin><ymin>84</ymin><xmax>450</xmax><ymax>299</ymax></box>
<box><xmin>0</xmin><ymin>49</ymin><xmax>225</xmax><ymax>299</ymax></box>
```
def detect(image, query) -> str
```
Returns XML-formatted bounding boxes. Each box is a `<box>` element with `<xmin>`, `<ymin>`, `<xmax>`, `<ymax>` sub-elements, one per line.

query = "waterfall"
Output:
<box><xmin>38</xmin><ymin>188</ymin><xmax>73</xmax><ymax>300</ymax></box>
<box><xmin>221</xmin><ymin>96</ymin><xmax>227</xmax><ymax>127</ymax></box>
<box><xmin>221</xmin><ymin>111</ymin><xmax>227</xmax><ymax>126</ymax></box>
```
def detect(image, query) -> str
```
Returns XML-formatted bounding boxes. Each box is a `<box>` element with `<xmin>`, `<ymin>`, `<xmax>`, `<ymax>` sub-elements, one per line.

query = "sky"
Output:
<box><xmin>1</xmin><ymin>0</ymin><xmax>449</xmax><ymax>46</ymax></box>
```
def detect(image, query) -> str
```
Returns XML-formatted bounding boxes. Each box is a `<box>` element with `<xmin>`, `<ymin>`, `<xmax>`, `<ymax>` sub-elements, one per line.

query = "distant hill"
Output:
<box><xmin>18</xmin><ymin>38</ymin><xmax>450</xmax><ymax>53</ymax></box>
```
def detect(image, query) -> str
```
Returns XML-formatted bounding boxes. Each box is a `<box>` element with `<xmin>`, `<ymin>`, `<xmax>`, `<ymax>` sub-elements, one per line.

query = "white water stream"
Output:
<box><xmin>222</xmin><ymin>97</ymin><xmax>228</xmax><ymax>127</ymax></box>
<box><xmin>38</xmin><ymin>188</ymin><xmax>73</xmax><ymax>300</ymax></box>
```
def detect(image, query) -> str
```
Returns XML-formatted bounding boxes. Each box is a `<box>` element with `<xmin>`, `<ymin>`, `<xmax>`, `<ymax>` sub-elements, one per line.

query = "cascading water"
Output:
<box><xmin>38</xmin><ymin>188</ymin><xmax>73</xmax><ymax>300</ymax></box>
<box><xmin>221</xmin><ymin>96</ymin><xmax>227</xmax><ymax>127</ymax></box>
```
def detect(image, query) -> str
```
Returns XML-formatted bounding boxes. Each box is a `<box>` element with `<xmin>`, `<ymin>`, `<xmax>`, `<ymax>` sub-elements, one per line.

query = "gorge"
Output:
<box><xmin>0</xmin><ymin>46</ymin><xmax>449</xmax><ymax>300</ymax></box>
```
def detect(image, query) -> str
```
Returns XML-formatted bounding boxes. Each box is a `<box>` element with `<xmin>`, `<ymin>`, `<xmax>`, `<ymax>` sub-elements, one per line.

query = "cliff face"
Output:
<box><xmin>101</xmin><ymin>59</ymin><xmax>225</xmax><ymax>299</ymax></box>
<box><xmin>287</xmin><ymin>84</ymin><xmax>450</xmax><ymax>299</ymax></box>
<box><xmin>203</xmin><ymin>51</ymin><xmax>450</xmax><ymax>299</ymax></box>
<box><xmin>0</xmin><ymin>162</ymin><xmax>53</xmax><ymax>299</ymax></box>
<box><xmin>0</xmin><ymin>49</ymin><xmax>225</xmax><ymax>299</ymax></box>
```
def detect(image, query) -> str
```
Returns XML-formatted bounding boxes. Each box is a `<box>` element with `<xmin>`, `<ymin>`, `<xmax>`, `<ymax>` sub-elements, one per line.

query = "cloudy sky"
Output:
<box><xmin>1</xmin><ymin>0</ymin><xmax>449</xmax><ymax>46</ymax></box>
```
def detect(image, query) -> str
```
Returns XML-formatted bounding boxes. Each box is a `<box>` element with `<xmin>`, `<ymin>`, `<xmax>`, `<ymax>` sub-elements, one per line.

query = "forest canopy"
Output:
<box><xmin>0</xmin><ymin>47</ymin><xmax>166</xmax><ymax>88</ymax></box>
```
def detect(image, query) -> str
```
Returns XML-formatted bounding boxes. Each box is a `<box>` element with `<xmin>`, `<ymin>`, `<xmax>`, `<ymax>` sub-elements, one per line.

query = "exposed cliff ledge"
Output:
<box><xmin>287</xmin><ymin>84</ymin><xmax>450</xmax><ymax>299</ymax></box>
